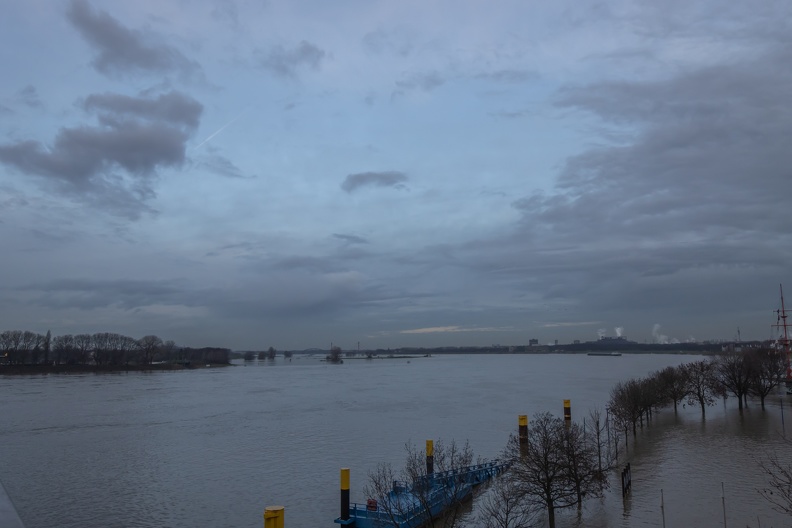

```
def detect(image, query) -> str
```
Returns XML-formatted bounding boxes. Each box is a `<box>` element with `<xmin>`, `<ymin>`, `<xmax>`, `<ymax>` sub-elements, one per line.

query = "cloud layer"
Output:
<box><xmin>0</xmin><ymin>0</ymin><xmax>789</xmax><ymax>349</ymax></box>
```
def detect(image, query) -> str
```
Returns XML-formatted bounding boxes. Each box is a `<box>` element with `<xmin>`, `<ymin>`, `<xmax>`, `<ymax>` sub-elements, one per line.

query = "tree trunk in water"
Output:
<box><xmin>547</xmin><ymin>504</ymin><xmax>555</xmax><ymax>528</ymax></box>
<box><xmin>700</xmin><ymin>400</ymin><xmax>706</xmax><ymax>417</ymax></box>
<box><xmin>737</xmin><ymin>394</ymin><xmax>743</xmax><ymax>409</ymax></box>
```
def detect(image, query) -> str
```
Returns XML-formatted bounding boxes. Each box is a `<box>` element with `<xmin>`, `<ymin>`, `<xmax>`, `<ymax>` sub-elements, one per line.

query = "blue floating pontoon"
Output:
<box><xmin>335</xmin><ymin>460</ymin><xmax>509</xmax><ymax>528</ymax></box>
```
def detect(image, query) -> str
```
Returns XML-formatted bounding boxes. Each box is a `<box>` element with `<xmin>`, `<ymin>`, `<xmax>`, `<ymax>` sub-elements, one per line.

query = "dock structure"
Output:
<box><xmin>334</xmin><ymin>459</ymin><xmax>509</xmax><ymax>528</ymax></box>
<box><xmin>0</xmin><ymin>481</ymin><xmax>25</xmax><ymax>528</ymax></box>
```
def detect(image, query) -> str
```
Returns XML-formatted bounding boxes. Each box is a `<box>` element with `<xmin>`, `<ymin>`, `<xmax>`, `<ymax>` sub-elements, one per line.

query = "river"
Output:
<box><xmin>1</xmin><ymin>353</ymin><xmax>789</xmax><ymax>527</ymax></box>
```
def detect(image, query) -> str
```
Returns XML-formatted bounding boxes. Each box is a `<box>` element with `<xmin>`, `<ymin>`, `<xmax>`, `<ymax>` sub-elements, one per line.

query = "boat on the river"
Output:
<box><xmin>587</xmin><ymin>352</ymin><xmax>622</xmax><ymax>356</ymax></box>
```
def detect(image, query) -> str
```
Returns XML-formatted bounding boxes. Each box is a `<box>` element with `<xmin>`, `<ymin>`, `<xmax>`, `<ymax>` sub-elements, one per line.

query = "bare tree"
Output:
<box><xmin>52</xmin><ymin>334</ymin><xmax>74</xmax><ymax>365</ymax></box>
<box><xmin>758</xmin><ymin>443</ymin><xmax>792</xmax><ymax>516</ymax></box>
<box><xmin>586</xmin><ymin>409</ymin><xmax>614</xmax><ymax>476</ymax></box>
<box><xmin>476</xmin><ymin>475</ymin><xmax>538</xmax><ymax>528</ymax></box>
<box><xmin>137</xmin><ymin>335</ymin><xmax>163</xmax><ymax>365</ymax></box>
<box><xmin>5</xmin><ymin>330</ymin><xmax>23</xmax><ymax>364</ymax></box>
<box><xmin>609</xmin><ymin>379</ymin><xmax>644</xmax><ymax>435</ymax></box>
<box><xmin>713</xmin><ymin>351</ymin><xmax>753</xmax><ymax>409</ymax></box>
<box><xmin>684</xmin><ymin>360</ymin><xmax>721</xmax><ymax>417</ymax></box>
<box><xmin>327</xmin><ymin>345</ymin><xmax>343</xmax><ymax>364</ymax></box>
<box><xmin>559</xmin><ymin>421</ymin><xmax>604</xmax><ymax>508</ymax></box>
<box><xmin>748</xmin><ymin>348</ymin><xmax>787</xmax><ymax>409</ymax></box>
<box><xmin>508</xmin><ymin>413</ymin><xmax>574</xmax><ymax>528</ymax></box>
<box><xmin>118</xmin><ymin>335</ymin><xmax>139</xmax><ymax>365</ymax></box>
<box><xmin>363</xmin><ymin>462</ymin><xmax>403</xmax><ymax>528</ymax></box>
<box><xmin>74</xmin><ymin>334</ymin><xmax>93</xmax><ymax>365</ymax></box>
<box><xmin>364</xmin><ymin>439</ymin><xmax>477</xmax><ymax>528</ymax></box>
<box><xmin>42</xmin><ymin>330</ymin><xmax>51</xmax><ymax>365</ymax></box>
<box><xmin>161</xmin><ymin>340</ymin><xmax>178</xmax><ymax>361</ymax></box>
<box><xmin>655</xmin><ymin>365</ymin><xmax>690</xmax><ymax>412</ymax></box>
<box><xmin>28</xmin><ymin>333</ymin><xmax>45</xmax><ymax>365</ymax></box>
<box><xmin>92</xmin><ymin>332</ymin><xmax>111</xmax><ymax>365</ymax></box>
<box><xmin>267</xmin><ymin>346</ymin><xmax>277</xmax><ymax>360</ymax></box>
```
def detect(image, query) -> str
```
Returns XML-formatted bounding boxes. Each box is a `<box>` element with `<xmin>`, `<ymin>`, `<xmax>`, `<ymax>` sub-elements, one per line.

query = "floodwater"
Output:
<box><xmin>1</xmin><ymin>354</ymin><xmax>789</xmax><ymax>528</ymax></box>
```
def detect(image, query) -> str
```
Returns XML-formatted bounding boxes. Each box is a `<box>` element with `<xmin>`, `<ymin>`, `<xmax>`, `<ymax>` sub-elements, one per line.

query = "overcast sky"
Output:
<box><xmin>1</xmin><ymin>0</ymin><xmax>790</xmax><ymax>350</ymax></box>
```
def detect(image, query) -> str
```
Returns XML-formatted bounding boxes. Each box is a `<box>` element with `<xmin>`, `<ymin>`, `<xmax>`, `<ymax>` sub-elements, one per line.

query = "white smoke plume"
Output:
<box><xmin>652</xmin><ymin>324</ymin><xmax>679</xmax><ymax>344</ymax></box>
<box><xmin>615</xmin><ymin>326</ymin><xmax>624</xmax><ymax>337</ymax></box>
<box><xmin>597</xmin><ymin>328</ymin><xmax>606</xmax><ymax>339</ymax></box>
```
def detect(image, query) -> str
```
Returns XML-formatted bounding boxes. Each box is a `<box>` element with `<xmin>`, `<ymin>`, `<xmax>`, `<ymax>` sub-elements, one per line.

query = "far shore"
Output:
<box><xmin>0</xmin><ymin>362</ymin><xmax>231</xmax><ymax>375</ymax></box>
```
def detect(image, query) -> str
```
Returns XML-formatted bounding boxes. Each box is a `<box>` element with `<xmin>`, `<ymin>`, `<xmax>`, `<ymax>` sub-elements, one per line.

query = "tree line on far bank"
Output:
<box><xmin>0</xmin><ymin>329</ymin><xmax>230</xmax><ymax>367</ymax></box>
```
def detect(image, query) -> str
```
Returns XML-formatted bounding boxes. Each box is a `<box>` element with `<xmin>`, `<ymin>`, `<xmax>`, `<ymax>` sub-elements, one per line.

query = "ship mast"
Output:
<box><xmin>774</xmin><ymin>284</ymin><xmax>791</xmax><ymax>383</ymax></box>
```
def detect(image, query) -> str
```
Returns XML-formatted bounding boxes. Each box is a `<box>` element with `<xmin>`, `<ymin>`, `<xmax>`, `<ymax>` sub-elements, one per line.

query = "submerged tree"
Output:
<box><xmin>713</xmin><ymin>350</ymin><xmax>753</xmax><ymax>409</ymax></box>
<box><xmin>506</xmin><ymin>412</ymin><xmax>606</xmax><ymax>528</ymax></box>
<box><xmin>655</xmin><ymin>365</ymin><xmax>690</xmax><ymax>412</ymax></box>
<box><xmin>684</xmin><ymin>360</ymin><xmax>721</xmax><ymax>417</ymax></box>
<box><xmin>748</xmin><ymin>348</ymin><xmax>787</xmax><ymax>409</ymax></box>
<box><xmin>476</xmin><ymin>475</ymin><xmax>538</xmax><ymax>528</ymax></box>
<box><xmin>327</xmin><ymin>345</ymin><xmax>343</xmax><ymax>364</ymax></box>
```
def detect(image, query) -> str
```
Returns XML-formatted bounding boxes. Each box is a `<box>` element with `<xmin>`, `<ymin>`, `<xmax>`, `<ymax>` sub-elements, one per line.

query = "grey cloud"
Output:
<box><xmin>341</xmin><ymin>171</ymin><xmax>408</xmax><ymax>193</ymax></box>
<box><xmin>256</xmin><ymin>41</ymin><xmax>326</xmax><ymax>78</ymax></box>
<box><xmin>18</xmin><ymin>269</ymin><xmax>392</xmax><ymax>323</ymax></box>
<box><xmin>211</xmin><ymin>0</ymin><xmax>239</xmax><ymax>27</ymax></box>
<box><xmin>493</xmin><ymin>40</ymin><xmax>792</xmax><ymax>325</ymax></box>
<box><xmin>20</xmin><ymin>278</ymin><xmax>188</xmax><ymax>311</ymax></box>
<box><xmin>0</xmin><ymin>90</ymin><xmax>202</xmax><ymax>219</ymax></box>
<box><xmin>67</xmin><ymin>0</ymin><xmax>200</xmax><ymax>78</ymax></box>
<box><xmin>474</xmin><ymin>70</ymin><xmax>539</xmax><ymax>84</ymax></box>
<box><xmin>333</xmin><ymin>233</ymin><xmax>369</xmax><ymax>245</ymax></box>
<box><xmin>16</xmin><ymin>85</ymin><xmax>42</xmax><ymax>108</ymax></box>
<box><xmin>270</xmin><ymin>256</ymin><xmax>340</xmax><ymax>273</ymax></box>
<box><xmin>83</xmin><ymin>91</ymin><xmax>203</xmax><ymax>129</ymax></box>
<box><xmin>0</xmin><ymin>104</ymin><xmax>12</xmax><ymax>115</ymax></box>
<box><xmin>362</xmin><ymin>29</ymin><xmax>414</xmax><ymax>56</ymax></box>
<box><xmin>196</xmin><ymin>153</ymin><xmax>248</xmax><ymax>179</ymax></box>
<box><xmin>396</xmin><ymin>71</ymin><xmax>445</xmax><ymax>92</ymax></box>
<box><xmin>490</xmin><ymin>109</ymin><xmax>531</xmax><ymax>119</ymax></box>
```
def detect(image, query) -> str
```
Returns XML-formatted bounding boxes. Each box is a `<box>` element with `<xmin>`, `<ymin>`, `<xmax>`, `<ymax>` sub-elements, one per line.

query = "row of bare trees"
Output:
<box><xmin>608</xmin><ymin>349</ymin><xmax>788</xmax><ymax>437</ymax></box>
<box><xmin>0</xmin><ymin>329</ymin><xmax>231</xmax><ymax>366</ymax></box>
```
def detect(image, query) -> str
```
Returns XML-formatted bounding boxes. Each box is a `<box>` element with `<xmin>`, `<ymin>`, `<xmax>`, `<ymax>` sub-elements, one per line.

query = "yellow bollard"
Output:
<box><xmin>264</xmin><ymin>506</ymin><xmax>284</xmax><ymax>528</ymax></box>
<box><xmin>426</xmin><ymin>439</ymin><xmax>434</xmax><ymax>475</ymax></box>
<box><xmin>340</xmin><ymin>468</ymin><xmax>350</xmax><ymax>521</ymax></box>
<box><xmin>518</xmin><ymin>415</ymin><xmax>528</xmax><ymax>457</ymax></box>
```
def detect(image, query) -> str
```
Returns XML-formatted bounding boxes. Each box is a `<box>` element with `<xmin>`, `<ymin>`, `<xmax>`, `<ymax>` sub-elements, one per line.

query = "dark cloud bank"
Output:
<box><xmin>481</xmin><ymin>40</ymin><xmax>792</xmax><ymax>332</ymax></box>
<box><xmin>0</xmin><ymin>90</ymin><xmax>203</xmax><ymax>218</ymax></box>
<box><xmin>67</xmin><ymin>0</ymin><xmax>200</xmax><ymax>78</ymax></box>
<box><xmin>341</xmin><ymin>171</ymin><xmax>408</xmax><ymax>193</ymax></box>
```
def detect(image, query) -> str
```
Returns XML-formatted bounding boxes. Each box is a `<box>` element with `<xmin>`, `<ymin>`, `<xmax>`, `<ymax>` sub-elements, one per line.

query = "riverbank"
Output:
<box><xmin>0</xmin><ymin>362</ymin><xmax>231</xmax><ymax>375</ymax></box>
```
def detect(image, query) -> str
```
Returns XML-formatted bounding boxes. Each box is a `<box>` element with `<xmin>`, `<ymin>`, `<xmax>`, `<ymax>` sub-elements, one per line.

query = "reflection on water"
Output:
<box><xmin>1</xmin><ymin>354</ymin><xmax>790</xmax><ymax>527</ymax></box>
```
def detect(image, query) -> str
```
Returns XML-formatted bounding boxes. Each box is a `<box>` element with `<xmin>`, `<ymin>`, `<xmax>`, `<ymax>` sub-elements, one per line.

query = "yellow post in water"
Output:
<box><xmin>563</xmin><ymin>399</ymin><xmax>571</xmax><ymax>423</ymax></box>
<box><xmin>340</xmin><ymin>468</ymin><xmax>350</xmax><ymax>521</ymax></box>
<box><xmin>426</xmin><ymin>439</ymin><xmax>434</xmax><ymax>475</ymax></box>
<box><xmin>518</xmin><ymin>415</ymin><xmax>528</xmax><ymax>457</ymax></box>
<box><xmin>264</xmin><ymin>506</ymin><xmax>284</xmax><ymax>528</ymax></box>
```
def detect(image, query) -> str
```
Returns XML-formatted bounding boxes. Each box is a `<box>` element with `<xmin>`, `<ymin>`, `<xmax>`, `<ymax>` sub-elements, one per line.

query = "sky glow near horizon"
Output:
<box><xmin>1</xmin><ymin>0</ymin><xmax>791</xmax><ymax>350</ymax></box>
